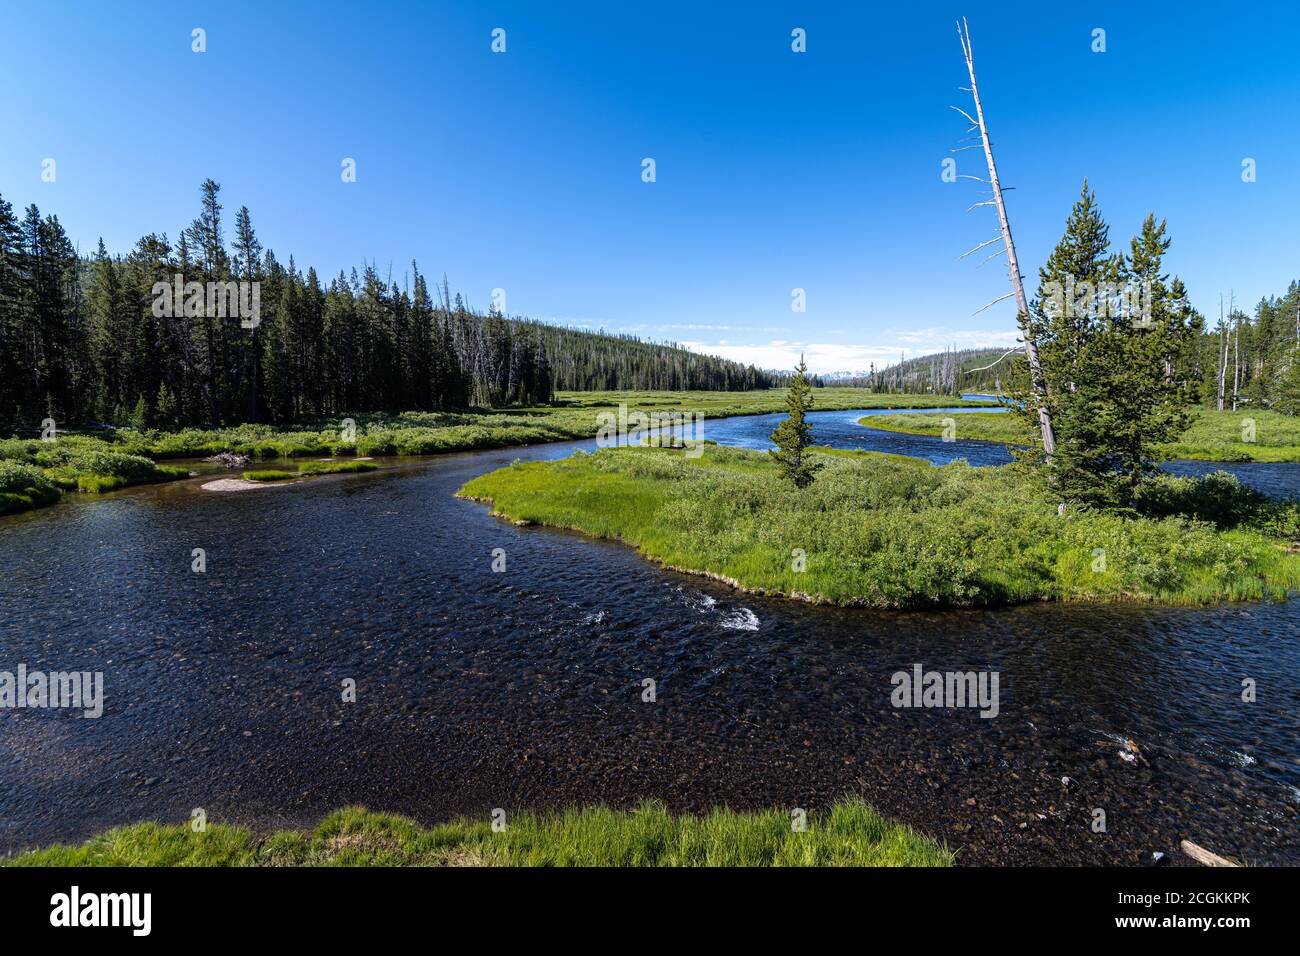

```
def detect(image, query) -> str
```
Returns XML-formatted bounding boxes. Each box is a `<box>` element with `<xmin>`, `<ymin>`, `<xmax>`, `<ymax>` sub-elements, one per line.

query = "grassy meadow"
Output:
<box><xmin>6</xmin><ymin>799</ymin><xmax>950</xmax><ymax>867</ymax></box>
<box><xmin>0</xmin><ymin>389</ymin><xmax>991</xmax><ymax>514</ymax></box>
<box><xmin>860</xmin><ymin>407</ymin><xmax>1300</xmax><ymax>462</ymax></box>
<box><xmin>459</xmin><ymin>445</ymin><xmax>1300</xmax><ymax>608</ymax></box>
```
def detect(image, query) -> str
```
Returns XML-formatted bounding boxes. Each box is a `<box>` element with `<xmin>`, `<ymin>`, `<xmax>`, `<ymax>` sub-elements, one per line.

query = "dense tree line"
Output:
<box><xmin>0</xmin><ymin>181</ymin><xmax>775</xmax><ymax>432</ymax></box>
<box><xmin>521</xmin><ymin>322</ymin><xmax>777</xmax><ymax>392</ymax></box>
<box><xmin>1193</xmin><ymin>283</ymin><xmax>1300</xmax><ymax>414</ymax></box>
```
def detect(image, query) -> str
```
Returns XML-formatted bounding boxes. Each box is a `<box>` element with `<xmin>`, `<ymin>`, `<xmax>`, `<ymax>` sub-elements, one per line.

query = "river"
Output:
<box><xmin>0</xmin><ymin>407</ymin><xmax>1297</xmax><ymax>864</ymax></box>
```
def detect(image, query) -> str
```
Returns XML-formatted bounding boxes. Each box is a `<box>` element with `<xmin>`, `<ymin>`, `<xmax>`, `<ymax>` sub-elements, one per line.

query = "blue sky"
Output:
<box><xmin>1</xmin><ymin>1</ymin><xmax>1296</xmax><ymax>373</ymax></box>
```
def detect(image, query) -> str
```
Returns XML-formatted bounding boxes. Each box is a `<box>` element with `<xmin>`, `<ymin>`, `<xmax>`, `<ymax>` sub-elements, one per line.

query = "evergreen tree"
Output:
<box><xmin>0</xmin><ymin>193</ymin><xmax>28</xmax><ymax>425</ymax></box>
<box><xmin>86</xmin><ymin>238</ymin><xmax>129</xmax><ymax>419</ymax></box>
<box><xmin>0</xmin><ymin>179</ymin><xmax>776</xmax><ymax>432</ymax></box>
<box><xmin>1274</xmin><ymin>353</ymin><xmax>1300</xmax><ymax>416</ymax></box>
<box><xmin>769</xmin><ymin>356</ymin><xmax>822</xmax><ymax>489</ymax></box>
<box><xmin>1025</xmin><ymin>184</ymin><xmax>1198</xmax><ymax>508</ymax></box>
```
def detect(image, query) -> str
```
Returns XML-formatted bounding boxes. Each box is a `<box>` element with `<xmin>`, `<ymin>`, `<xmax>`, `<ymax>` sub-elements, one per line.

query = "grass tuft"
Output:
<box><xmin>296</xmin><ymin>460</ymin><xmax>379</xmax><ymax>476</ymax></box>
<box><xmin>6</xmin><ymin>799</ymin><xmax>950</xmax><ymax>868</ymax></box>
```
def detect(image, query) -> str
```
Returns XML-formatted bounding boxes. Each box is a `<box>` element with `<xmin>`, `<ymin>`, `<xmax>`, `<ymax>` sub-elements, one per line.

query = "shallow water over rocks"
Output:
<box><xmin>1</xmin><ymin>410</ymin><xmax>1296</xmax><ymax>864</ymax></box>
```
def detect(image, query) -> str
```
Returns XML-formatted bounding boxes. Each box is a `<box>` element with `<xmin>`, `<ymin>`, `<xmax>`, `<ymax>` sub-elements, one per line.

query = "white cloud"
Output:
<box><xmin>656</xmin><ymin>323</ymin><xmax>791</xmax><ymax>333</ymax></box>
<box><xmin>890</xmin><ymin>327</ymin><xmax>1023</xmax><ymax>349</ymax></box>
<box><xmin>682</xmin><ymin>328</ymin><xmax>1023</xmax><ymax>374</ymax></box>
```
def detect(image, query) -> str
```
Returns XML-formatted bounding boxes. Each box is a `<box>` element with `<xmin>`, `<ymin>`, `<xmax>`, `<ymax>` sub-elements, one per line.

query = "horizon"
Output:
<box><xmin>2</xmin><ymin>0</ymin><xmax>1296</xmax><ymax>374</ymax></box>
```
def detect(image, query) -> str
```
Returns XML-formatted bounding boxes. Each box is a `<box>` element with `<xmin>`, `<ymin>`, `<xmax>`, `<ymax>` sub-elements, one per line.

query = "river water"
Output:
<box><xmin>0</xmin><ymin>407</ymin><xmax>1297</xmax><ymax>865</ymax></box>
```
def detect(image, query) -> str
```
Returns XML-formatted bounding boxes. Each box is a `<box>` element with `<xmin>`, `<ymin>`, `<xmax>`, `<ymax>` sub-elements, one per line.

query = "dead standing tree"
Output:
<box><xmin>953</xmin><ymin>18</ymin><xmax>1056</xmax><ymax>458</ymax></box>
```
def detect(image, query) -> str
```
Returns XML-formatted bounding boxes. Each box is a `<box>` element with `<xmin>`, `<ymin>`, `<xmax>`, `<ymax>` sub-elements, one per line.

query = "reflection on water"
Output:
<box><xmin>0</xmin><ymin>410</ymin><xmax>1297</xmax><ymax>865</ymax></box>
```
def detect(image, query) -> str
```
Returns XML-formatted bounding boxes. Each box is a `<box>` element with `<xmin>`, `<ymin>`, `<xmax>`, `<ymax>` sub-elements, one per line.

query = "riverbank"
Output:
<box><xmin>859</xmin><ymin>407</ymin><xmax>1300</xmax><ymax>462</ymax></box>
<box><xmin>5</xmin><ymin>799</ymin><xmax>950</xmax><ymax>866</ymax></box>
<box><xmin>0</xmin><ymin>389</ymin><xmax>995</xmax><ymax>515</ymax></box>
<box><xmin>5</xmin><ymin>431</ymin><xmax>1296</xmax><ymax>866</ymax></box>
<box><xmin>0</xmin><ymin>453</ymin><xmax>187</xmax><ymax>514</ymax></box>
<box><xmin>459</xmin><ymin>445</ymin><xmax>1300</xmax><ymax>608</ymax></box>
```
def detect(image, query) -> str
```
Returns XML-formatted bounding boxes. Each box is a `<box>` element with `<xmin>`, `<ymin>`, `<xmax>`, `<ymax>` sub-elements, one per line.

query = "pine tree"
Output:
<box><xmin>0</xmin><ymin>179</ymin><xmax>778</xmax><ymax>431</ymax></box>
<box><xmin>0</xmin><ymin>193</ymin><xmax>28</xmax><ymax>426</ymax></box>
<box><xmin>86</xmin><ymin>238</ymin><xmax>127</xmax><ymax>419</ymax></box>
<box><xmin>1028</xmin><ymin>184</ymin><xmax>1198</xmax><ymax>508</ymax></box>
<box><xmin>155</xmin><ymin>381</ymin><xmax>178</xmax><ymax>430</ymax></box>
<box><xmin>1274</xmin><ymin>353</ymin><xmax>1300</xmax><ymax>416</ymax></box>
<box><xmin>769</xmin><ymin>356</ymin><xmax>822</xmax><ymax>489</ymax></box>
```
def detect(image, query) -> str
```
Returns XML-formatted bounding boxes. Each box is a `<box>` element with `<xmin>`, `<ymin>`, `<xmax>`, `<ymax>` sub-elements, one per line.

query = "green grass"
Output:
<box><xmin>459</xmin><ymin>445</ymin><xmax>1300</xmax><ymax>608</ymax></box>
<box><xmin>860</xmin><ymin>407</ymin><xmax>1300</xmax><ymax>462</ymax></box>
<box><xmin>0</xmin><ymin>390</ymin><xmax>991</xmax><ymax>515</ymax></box>
<box><xmin>0</xmin><ymin>443</ymin><xmax>189</xmax><ymax>512</ymax></box>
<box><xmin>243</xmin><ymin>460</ymin><xmax>381</xmax><ymax>482</ymax></box>
<box><xmin>297</xmin><ymin>459</ymin><xmax>379</xmax><ymax>475</ymax></box>
<box><xmin>5</xmin><ymin>799</ymin><xmax>950</xmax><ymax>867</ymax></box>
<box><xmin>0</xmin><ymin>460</ymin><xmax>62</xmax><ymax>514</ymax></box>
<box><xmin>860</xmin><ymin>411</ymin><xmax>1025</xmax><ymax>444</ymax></box>
<box><xmin>100</xmin><ymin>390</ymin><xmax>989</xmax><ymax>461</ymax></box>
<box><xmin>1165</xmin><ymin>408</ymin><xmax>1300</xmax><ymax>462</ymax></box>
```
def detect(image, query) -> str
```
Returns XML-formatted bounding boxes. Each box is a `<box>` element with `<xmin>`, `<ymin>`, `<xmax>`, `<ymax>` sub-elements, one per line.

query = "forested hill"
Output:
<box><xmin>513</xmin><ymin>320</ymin><xmax>776</xmax><ymax>392</ymax></box>
<box><xmin>0</xmin><ymin>180</ymin><xmax>777</xmax><ymax>432</ymax></box>
<box><xmin>828</xmin><ymin>347</ymin><xmax>1020</xmax><ymax>395</ymax></box>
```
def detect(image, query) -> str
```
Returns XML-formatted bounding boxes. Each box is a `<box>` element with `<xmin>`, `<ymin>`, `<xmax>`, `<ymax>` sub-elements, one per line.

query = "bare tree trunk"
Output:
<box><xmin>957</xmin><ymin>19</ymin><xmax>1055</xmax><ymax>458</ymax></box>
<box><xmin>1216</xmin><ymin>296</ymin><xmax>1227</xmax><ymax>412</ymax></box>
<box><xmin>1232</xmin><ymin>325</ymin><xmax>1240</xmax><ymax>411</ymax></box>
<box><xmin>1230</xmin><ymin>293</ymin><xmax>1240</xmax><ymax>411</ymax></box>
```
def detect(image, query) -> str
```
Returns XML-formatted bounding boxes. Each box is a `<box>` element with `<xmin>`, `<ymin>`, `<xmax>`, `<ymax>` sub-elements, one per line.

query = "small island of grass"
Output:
<box><xmin>458</xmin><ymin>445</ymin><xmax>1300</xmax><ymax>608</ymax></box>
<box><xmin>242</xmin><ymin>459</ymin><xmax>380</xmax><ymax>482</ymax></box>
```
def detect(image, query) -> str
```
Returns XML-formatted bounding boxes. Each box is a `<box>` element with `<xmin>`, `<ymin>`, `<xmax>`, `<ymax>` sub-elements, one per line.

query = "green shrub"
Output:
<box><xmin>1135</xmin><ymin>471</ymin><xmax>1267</xmax><ymax>527</ymax></box>
<box><xmin>0</xmin><ymin>460</ymin><xmax>61</xmax><ymax>513</ymax></box>
<box><xmin>27</xmin><ymin>447</ymin><xmax>184</xmax><ymax>497</ymax></box>
<box><xmin>357</xmin><ymin>433</ymin><xmax>397</xmax><ymax>456</ymax></box>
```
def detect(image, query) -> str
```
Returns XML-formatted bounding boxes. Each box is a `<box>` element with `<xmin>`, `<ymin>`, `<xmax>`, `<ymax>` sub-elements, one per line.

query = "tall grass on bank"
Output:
<box><xmin>459</xmin><ymin>446</ymin><xmax>1300</xmax><ymax>608</ymax></box>
<box><xmin>0</xmin><ymin>460</ymin><xmax>61</xmax><ymax>513</ymax></box>
<box><xmin>860</xmin><ymin>407</ymin><xmax>1300</xmax><ymax>462</ymax></box>
<box><xmin>0</xmin><ymin>442</ymin><xmax>187</xmax><ymax>512</ymax></box>
<box><xmin>6</xmin><ymin>390</ymin><xmax>995</xmax><ymax>461</ymax></box>
<box><xmin>6</xmin><ymin>799</ymin><xmax>950</xmax><ymax>867</ymax></box>
<box><xmin>0</xmin><ymin>390</ymin><xmax>995</xmax><ymax>515</ymax></box>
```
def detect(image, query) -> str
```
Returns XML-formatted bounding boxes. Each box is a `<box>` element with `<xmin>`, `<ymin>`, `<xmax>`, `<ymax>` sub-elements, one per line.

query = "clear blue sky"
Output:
<box><xmin>2</xmin><ymin>1</ymin><xmax>1295</xmax><ymax>373</ymax></box>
